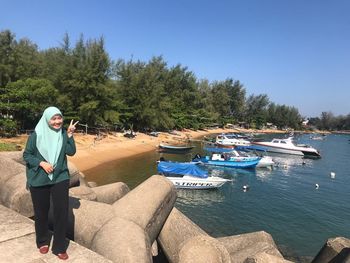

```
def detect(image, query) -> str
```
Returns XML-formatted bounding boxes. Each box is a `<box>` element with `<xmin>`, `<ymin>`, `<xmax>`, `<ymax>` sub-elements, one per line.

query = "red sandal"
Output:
<box><xmin>39</xmin><ymin>245</ymin><xmax>49</xmax><ymax>254</ymax></box>
<box><xmin>57</xmin><ymin>252</ymin><xmax>69</xmax><ymax>260</ymax></box>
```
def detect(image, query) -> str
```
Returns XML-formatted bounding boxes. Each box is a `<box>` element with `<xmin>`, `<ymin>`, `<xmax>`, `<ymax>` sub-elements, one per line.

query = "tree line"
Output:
<box><xmin>308</xmin><ymin>112</ymin><xmax>350</xmax><ymax>131</ymax></box>
<box><xmin>0</xmin><ymin>30</ymin><xmax>349</xmax><ymax>136</ymax></box>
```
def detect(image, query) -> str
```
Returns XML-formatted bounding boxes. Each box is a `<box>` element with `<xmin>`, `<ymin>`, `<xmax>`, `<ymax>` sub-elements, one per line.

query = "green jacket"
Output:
<box><xmin>23</xmin><ymin>130</ymin><xmax>76</xmax><ymax>187</ymax></box>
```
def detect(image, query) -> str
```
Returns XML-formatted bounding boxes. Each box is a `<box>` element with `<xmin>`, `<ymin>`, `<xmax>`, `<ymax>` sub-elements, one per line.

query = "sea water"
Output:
<box><xmin>84</xmin><ymin>133</ymin><xmax>350</xmax><ymax>260</ymax></box>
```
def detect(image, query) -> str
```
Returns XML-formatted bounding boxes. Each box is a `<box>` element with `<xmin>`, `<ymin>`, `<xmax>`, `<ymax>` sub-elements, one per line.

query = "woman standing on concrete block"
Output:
<box><xmin>23</xmin><ymin>106</ymin><xmax>78</xmax><ymax>260</ymax></box>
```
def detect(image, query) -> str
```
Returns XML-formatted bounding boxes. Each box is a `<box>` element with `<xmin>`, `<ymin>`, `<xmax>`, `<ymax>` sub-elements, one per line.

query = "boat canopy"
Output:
<box><xmin>157</xmin><ymin>161</ymin><xmax>208</xmax><ymax>178</ymax></box>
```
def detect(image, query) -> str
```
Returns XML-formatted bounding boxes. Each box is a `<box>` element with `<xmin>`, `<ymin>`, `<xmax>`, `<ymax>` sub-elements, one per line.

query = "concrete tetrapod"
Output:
<box><xmin>312</xmin><ymin>237</ymin><xmax>350</xmax><ymax>263</ymax></box>
<box><xmin>111</xmin><ymin>175</ymin><xmax>177</xmax><ymax>242</ymax></box>
<box><xmin>158</xmin><ymin>207</ymin><xmax>231</xmax><ymax>263</ymax></box>
<box><xmin>158</xmin><ymin>207</ymin><xmax>290</xmax><ymax>263</ymax></box>
<box><xmin>218</xmin><ymin>231</ymin><xmax>287</xmax><ymax>262</ymax></box>
<box><xmin>69</xmin><ymin>182</ymin><xmax>130</xmax><ymax>203</ymax></box>
<box><xmin>179</xmin><ymin>235</ymin><xmax>231</xmax><ymax>263</ymax></box>
<box><xmin>92</xmin><ymin>182</ymin><xmax>130</xmax><ymax>204</ymax></box>
<box><xmin>65</xmin><ymin>198</ymin><xmax>116</xmax><ymax>248</ymax></box>
<box><xmin>0</xmin><ymin>154</ymin><xmax>33</xmax><ymax>217</ymax></box>
<box><xmin>92</xmin><ymin>175</ymin><xmax>176</xmax><ymax>262</ymax></box>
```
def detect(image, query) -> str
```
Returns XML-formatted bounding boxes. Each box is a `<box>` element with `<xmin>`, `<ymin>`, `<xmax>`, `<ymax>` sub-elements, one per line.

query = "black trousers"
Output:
<box><xmin>30</xmin><ymin>179</ymin><xmax>69</xmax><ymax>254</ymax></box>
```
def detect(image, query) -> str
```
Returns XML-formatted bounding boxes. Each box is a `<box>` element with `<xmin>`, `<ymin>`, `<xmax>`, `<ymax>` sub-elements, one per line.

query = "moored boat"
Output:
<box><xmin>201</xmin><ymin>147</ymin><xmax>273</xmax><ymax>168</ymax></box>
<box><xmin>192</xmin><ymin>150</ymin><xmax>260</xmax><ymax>168</ymax></box>
<box><xmin>310</xmin><ymin>135</ymin><xmax>325</xmax><ymax>140</ymax></box>
<box><xmin>157</xmin><ymin>161</ymin><xmax>230</xmax><ymax>189</ymax></box>
<box><xmin>233</xmin><ymin>145</ymin><xmax>275</xmax><ymax>168</ymax></box>
<box><xmin>215</xmin><ymin>133</ymin><xmax>251</xmax><ymax>147</ymax></box>
<box><xmin>159</xmin><ymin>143</ymin><xmax>195</xmax><ymax>152</ymax></box>
<box><xmin>252</xmin><ymin>137</ymin><xmax>321</xmax><ymax>158</ymax></box>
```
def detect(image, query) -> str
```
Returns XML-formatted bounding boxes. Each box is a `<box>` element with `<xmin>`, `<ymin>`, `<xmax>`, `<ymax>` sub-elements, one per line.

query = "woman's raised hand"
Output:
<box><xmin>67</xmin><ymin>119</ymin><xmax>79</xmax><ymax>137</ymax></box>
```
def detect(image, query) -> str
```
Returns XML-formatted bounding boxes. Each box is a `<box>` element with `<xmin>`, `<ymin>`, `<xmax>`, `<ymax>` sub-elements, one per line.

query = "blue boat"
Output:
<box><xmin>200</xmin><ymin>146</ymin><xmax>273</xmax><ymax>169</ymax></box>
<box><xmin>158</xmin><ymin>161</ymin><xmax>208</xmax><ymax>178</ymax></box>
<box><xmin>157</xmin><ymin>161</ymin><xmax>230</xmax><ymax>189</ymax></box>
<box><xmin>192</xmin><ymin>148</ymin><xmax>261</xmax><ymax>168</ymax></box>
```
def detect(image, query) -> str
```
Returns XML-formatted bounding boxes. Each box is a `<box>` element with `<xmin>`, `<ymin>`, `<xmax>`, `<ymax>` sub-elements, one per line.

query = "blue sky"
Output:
<box><xmin>2</xmin><ymin>0</ymin><xmax>349</xmax><ymax>117</ymax></box>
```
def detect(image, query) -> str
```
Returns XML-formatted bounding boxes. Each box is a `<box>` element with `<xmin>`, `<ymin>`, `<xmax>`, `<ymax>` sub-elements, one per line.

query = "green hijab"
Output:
<box><xmin>35</xmin><ymin>106</ymin><xmax>63</xmax><ymax>180</ymax></box>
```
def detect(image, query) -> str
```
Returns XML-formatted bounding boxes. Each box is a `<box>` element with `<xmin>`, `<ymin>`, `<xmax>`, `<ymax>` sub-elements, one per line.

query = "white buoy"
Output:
<box><xmin>315</xmin><ymin>183</ymin><xmax>319</xmax><ymax>189</ymax></box>
<box><xmin>283</xmin><ymin>164</ymin><xmax>288</xmax><ymax>169</ymax></box>
<box><xmin>330</xmin><ymin>172</ymin><xmax>336</xmax><ymax>179</ymax></box>
<box><xmin>243</xmin><ymin>185</ymin><xmax>249</xmax><ymax>191</ymax></box>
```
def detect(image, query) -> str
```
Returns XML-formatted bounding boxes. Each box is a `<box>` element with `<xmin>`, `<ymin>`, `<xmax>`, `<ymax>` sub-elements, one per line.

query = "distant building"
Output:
<box><xmin>206</xmin><ymin>123</ymin><xmax>220</xmax><ymax>129</ymax></box>
<box><xmin>224</xmin><ymin>123</ymin><xmax>235</xmax><ymax>129</ymax></box>
<box><xmin>237</xmin><ymin>122</ymin><xmax>250</xmax><ymax>129</ymax></box>
<box><xmin>265</xmin><ymin>122</ymin><xmax>277</xmax><ymax>130</ymax></box>
<box><xmin>302</xmin><ymin>119</ymin><xmax>309</xmax><ymax>126</ymax></box>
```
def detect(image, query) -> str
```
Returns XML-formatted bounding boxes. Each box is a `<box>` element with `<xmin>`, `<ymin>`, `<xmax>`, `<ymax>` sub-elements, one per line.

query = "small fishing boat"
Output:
<box><xmin>310</xmin><ymin>135</ymin><xmax>325</xmax><ymax>140</ymax></box>
<box><xmin>148</xmin><ymin>131</ymin><xmax>160</xmax><ymax>137</ymax></box>
<box><xmin>157</xmin><ymin>161</ymin><xmax>230</xmax><ymax>189</ymax></box>
<box><xmin>192</xmin><ymin>149</ymin><xmax>260</xmax><ymax>169</ymax></box>
<box><xmin>159</xmin><ymin>143</ymin><xmax>195</xmax><ymax>152</ymax></box>
<box><xmin>252</xmin><ymin>137</ymin><xmax>321</xmax><ymax>158</ymax></box>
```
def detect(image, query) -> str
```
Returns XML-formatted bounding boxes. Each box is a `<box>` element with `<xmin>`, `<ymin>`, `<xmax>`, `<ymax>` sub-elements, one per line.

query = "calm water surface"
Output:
<box><xmin>84</xmin><ymin>133</ymin><xmax>350</xmax><ymax>260</ymax></box>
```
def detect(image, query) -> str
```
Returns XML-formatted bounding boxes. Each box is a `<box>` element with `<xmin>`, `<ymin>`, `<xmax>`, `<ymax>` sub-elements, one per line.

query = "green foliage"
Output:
<box><xmin>0</xmin><ymin>30</ymin><xmax>40</xmax><ymax>87</ymax></box>
<box><xmin>2</xmin><ymin>29</ymin><xmax>348</xmax><ymax>134</ymax></box>
<box><xmin>0</xmin><ymin>118</ymin><xmax>17</xmax><ymax>137</ymax></box>
<box><xmin>266</xmin><ymin>103</ymin><xmax>303</xmax><ymax>130</ymax></box>
<box><xmin>308</xmin><ymin>113</ymin><xmax>350</xmax><ymax>131</ymax></box>
<box><xmin>0</xmin><ymin>78</ymin><xmax>59</xmax><ymax>128</ymax></box>
<box><xmin>0</xmin><ymin>30</ymin><xmax>16</xmax><ymax>87</ymax></box>
<box><xmin>245</xmin><ymin>94</ymin><xmax>269</xmax><ymax>127</ymax></box>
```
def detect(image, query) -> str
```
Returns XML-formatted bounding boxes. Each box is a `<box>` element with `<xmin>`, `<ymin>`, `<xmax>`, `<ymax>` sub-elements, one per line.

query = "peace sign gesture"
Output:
<box><xmin>67</xmin><ymin>119</ymin><xmax>79</xmax><ymax>137</ymax></box>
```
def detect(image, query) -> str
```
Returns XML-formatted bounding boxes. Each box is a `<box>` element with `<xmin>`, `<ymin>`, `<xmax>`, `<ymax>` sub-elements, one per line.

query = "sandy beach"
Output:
<box><xmin>68</xmin><ymin>128</ymin><xmax>231</xmax><ymax>171</ymax></box>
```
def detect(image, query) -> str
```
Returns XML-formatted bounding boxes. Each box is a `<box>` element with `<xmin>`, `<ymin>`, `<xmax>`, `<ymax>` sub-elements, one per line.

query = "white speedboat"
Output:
<box><xmin>215</xmin><ymin>134</ymin><xmax>251</xmax><ymax>147</ymax></box>
<box><xmin>310</xmin><ymin>135</ymin><xmax>325</xmax><ymax>140</ymax></box>
<box><xmin>157</xmin><ymin>161</ymin><xmax>231</xmax><ymax>189</ymax></box>
<box><xmin>166</xmin><ymin>175</ymin><xmax>230</xmax><ymax>189</ymax></box>
<box><xmin>252</xmin><ymin>137</ymin><xmax>321</xmax><ymax>158</ymax></box>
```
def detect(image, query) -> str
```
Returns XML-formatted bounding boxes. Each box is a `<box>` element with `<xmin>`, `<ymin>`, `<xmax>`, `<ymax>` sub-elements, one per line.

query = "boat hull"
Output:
<box><xmin>252</xmin><ymin>138</ymin><xmax>321</xmax><ymax>158</ymax></box>
<box><xmin>256</xmin><ymin>156</ymin><xmax>275</xmax><ymax>168</ymax></box>
<box><xmin>195</xmin><ymin>157</ymin><xmax>260</xmax><ymax>168</ymax></box>
<box><xmin>253</xmin><ymin>144</ymin><xmax>304</xmax><ymax>156</ymax></box>
<box><xmin>158</xmin><ymin>144</ymin><xmax>195</xmax><ymax>153</ymax></box>
<box><xmin>166</xmin><ymin>176</ymin><xmax>229</xmax><ymax>189</ymax></box>
<box><xmin>215</xmin><ymin>134</ymin><xmax>251</xmax><ymax>147</ymax></box>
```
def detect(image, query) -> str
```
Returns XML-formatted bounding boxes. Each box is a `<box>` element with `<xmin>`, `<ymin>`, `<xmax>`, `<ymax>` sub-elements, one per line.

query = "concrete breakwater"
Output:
<box><xmin>0</xmin><ymin>151</ymin><xmax>349</xmax><ymax>262</ymax></box>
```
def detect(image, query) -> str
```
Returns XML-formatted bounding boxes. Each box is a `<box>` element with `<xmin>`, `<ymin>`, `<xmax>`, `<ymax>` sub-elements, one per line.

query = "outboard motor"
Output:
<box><xmin>192</xmin><ymin>153</ymin><xmax>201</xmax><ymax>161</ymax></box>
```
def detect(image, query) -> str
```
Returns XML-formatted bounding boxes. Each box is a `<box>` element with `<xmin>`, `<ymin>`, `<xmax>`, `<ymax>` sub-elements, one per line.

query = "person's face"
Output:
<box><xmin>48</xmin><ymin>114</ymin><xmax>63</xmax><ymax>130</ymax></box>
